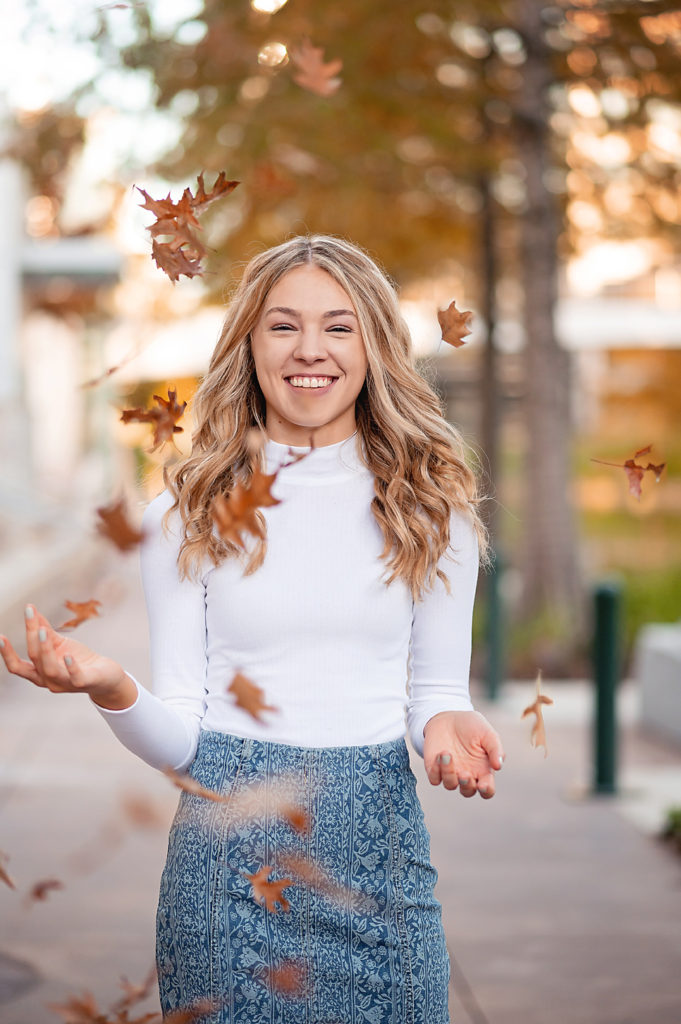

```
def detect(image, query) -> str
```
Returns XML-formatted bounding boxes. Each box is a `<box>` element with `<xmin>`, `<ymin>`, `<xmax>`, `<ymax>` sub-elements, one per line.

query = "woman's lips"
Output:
<box><xmin>284</xmin><ymin>376</ymin><xmax>338</xmax><ymax>396</ymax></box>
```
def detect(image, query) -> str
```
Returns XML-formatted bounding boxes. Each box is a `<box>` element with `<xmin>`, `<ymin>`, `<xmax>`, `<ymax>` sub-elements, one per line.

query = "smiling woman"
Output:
<box><xmin>0</xmin><ymin>235</ymin><xmax>504</xmax><ymax>1024</ymax></box>
<box><xmin>250</xmin><ymin>264</ymin><xmax>368</xmax><ymax>446</ymax></box>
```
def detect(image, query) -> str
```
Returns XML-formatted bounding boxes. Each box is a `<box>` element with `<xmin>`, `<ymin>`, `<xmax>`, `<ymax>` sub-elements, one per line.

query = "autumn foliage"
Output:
<box><xmin>592</xmin><ymin>445</ymin><xmax>666</xmax><ymax>500</ymax></box>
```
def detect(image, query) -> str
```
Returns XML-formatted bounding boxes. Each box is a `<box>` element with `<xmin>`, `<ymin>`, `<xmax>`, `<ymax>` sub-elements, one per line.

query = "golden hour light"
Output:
<box><xmin>25</xmin><ymin>195</ymin><xmax>58</xmax><ymax>237</ymax></box>
<box><xmin>251</xmin><ymin>0</ymin><xmax>289</xmax><ymax>13</ymax></box>
<box><xmin>258</xmin><ymin>42</ymin><xmax>288</xmax><ymax>67</ymax></box>
<box><xmin>567</xmin><ymin>85</ymin><xmax>601</xmax><ymax>118</ymax></box>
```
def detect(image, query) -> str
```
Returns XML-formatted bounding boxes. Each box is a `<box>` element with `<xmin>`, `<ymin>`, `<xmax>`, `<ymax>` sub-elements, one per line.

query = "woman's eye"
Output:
<box><xmin>271</xmin><ymin>323</ymin><xmax>296</xmax><ymax>331</ymax></box>
<box><xmin>328</xmin><ymin>325</ymin><xmax>352</xmax><ymax>333</ymax></box>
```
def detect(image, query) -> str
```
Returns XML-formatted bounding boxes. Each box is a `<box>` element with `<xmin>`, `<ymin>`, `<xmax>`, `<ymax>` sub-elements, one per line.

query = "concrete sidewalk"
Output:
<box><xmin>1</xmin><ymin>550</ymin><xmax>681</xmax><ymax>1023</ymax></box>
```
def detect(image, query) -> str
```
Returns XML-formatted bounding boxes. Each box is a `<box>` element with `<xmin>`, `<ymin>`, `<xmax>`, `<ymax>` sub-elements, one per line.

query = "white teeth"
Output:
<box><xmin>288</xmin><ymin>376</ymin><xmax>334</xmax><ymax>389</ymax></box>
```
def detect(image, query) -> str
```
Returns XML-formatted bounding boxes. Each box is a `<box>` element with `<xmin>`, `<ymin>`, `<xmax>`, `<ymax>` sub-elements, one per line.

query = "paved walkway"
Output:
<box><xmin>1</xmin><ymin>549</ymin><xmax>680</xmax><ymax>1023</ymax></box>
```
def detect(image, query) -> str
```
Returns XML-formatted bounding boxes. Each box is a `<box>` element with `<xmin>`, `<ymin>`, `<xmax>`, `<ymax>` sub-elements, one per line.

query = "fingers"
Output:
<box><xmin>21</xmin><ymin>604</ymin><xmax>70</xmax><ymax>691</ymax></box>
<box><xmin>427</xmin><ymin>750</ymin><xmax>502</xmax><ymax>799</ymax></box>
<box><xmin>0</xmin><ymin>634</ymin><xmax>44</xmax><ymax>686</ymax></box>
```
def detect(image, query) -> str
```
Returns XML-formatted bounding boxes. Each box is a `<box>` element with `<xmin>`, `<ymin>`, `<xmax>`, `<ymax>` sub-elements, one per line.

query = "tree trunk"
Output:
<box><xmin>478</xmin><ymin>170</ymin><xmax>500</xmax><ymax>548</ymax></box>
<box><xmin>514</xmin><ymin>1</ymin><xmax>582</xmax><ymax>651</ymax></box>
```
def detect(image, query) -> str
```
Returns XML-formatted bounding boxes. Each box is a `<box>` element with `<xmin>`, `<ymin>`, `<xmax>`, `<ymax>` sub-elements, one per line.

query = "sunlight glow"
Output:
<box><xmin>258</xmin><ymin>42</ymin><xmax>288</xmax><ymax>67</ymax></box>
<box><xmin>251</xmin><ymin>0</ymin><xmax>289</xmax><ymax>12</ymax></box>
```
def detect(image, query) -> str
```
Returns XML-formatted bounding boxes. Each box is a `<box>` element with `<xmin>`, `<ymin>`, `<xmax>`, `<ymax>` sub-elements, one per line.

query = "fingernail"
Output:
<box><xmin>498</xmin><ymin>755</ymin><xmax>504</xmax><ymax>769</ymax></box>
<box><xmin>459</xmin><ymin>777</ymin><xmax>470</xmax><ymax>786</ymax></box>
<box><xmin>64</xmin><ymin>655</ymin><xmax>73</xmax><ymax>667</ymax></box>
<box><xmin>38</xmin><ymin>627</ymin><xmax>47</xmax><ymax>642</ymax></box>
<box><xmin>25</xmin><ymin>605</ymin><xmax>34</xmax><ymax>620</ymax></box>
<box><xmin>438</xmin><ymin>753</ymin><xmax>451</xmax><ymax>765</ymax></box>
<box><xmin>0</xmin><ymin>638</ymin><xmax>5</xmax><ymax>648</ymax></box>
<box><xmin>480</xmin><ymin>786</ymin><xmax>489</xmax><ymax>795</ymax></box>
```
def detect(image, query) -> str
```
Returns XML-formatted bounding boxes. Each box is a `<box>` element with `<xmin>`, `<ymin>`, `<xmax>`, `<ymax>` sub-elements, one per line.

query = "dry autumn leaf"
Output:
<box><xmin>521</xmin><ymin>671</ymin><xmax>553</xmax><ymax>757</ymax></box>
<box><xmin>263</xmin><ymin>958</ymin><xmax>310</xmax><ymax>999</ymax></box>
<box><xmin>96</xmin><ymin>498</ymin><xmax>145</xmax><ymax>552</ymax></box>
<box><xmin>56</xmin><ymin>599</ymin><xmax>102</xmax><ymax>631</ymax></box>
<box><xmin>243</xmin><ymin>865</ymin><xmax>293</xmax><ymax>913</ymax></box>
<box><xmin>437</xmin><ymin>299</ymin><xmax>473</xmax><ymax>348</ymax></box>
<box><xmin>25</xmin><ymin>877</ymin><xmax>64</xmax><ymax>905</ymax></box>
<box><xmin>290</xmin><ymin>39</ymin><xmax>343</xmax><ymax>97</ymax></box>
<box><xmin>0</xmin><ymin>850</ymin><xmax>15</xmax><ymax>890</ymax></box>
<box><xmin>591</xmin><ymin>445</ymin><xmax>666</xmax><ymax>500</ymax></box>
<box><xmin>278</xmin><ymin>852</ymin><xmax>377</xmax><ymax>914</ymax></box>
<box><xmin>211</xmin><ymin>433</ymin><xmax>315</xmax><ymax>549</ymax></box>
<box><xmin>120</xmin><ymin>387</ymin><xmax>187</xmax><ymax>450</ymax></box>
<box><xmin>137</xmin><ymin>171</ymin><xmax>239</xmax><ymax>282</ymax></box>
<box><xmin>227</xmin><ymin>670</ymin><xmax>279</xmax><ymax>722</ymax></box>
<box><xmin>163</xmin><ymin>767</ymin><xmax>229</xmax><ymax>805</ymax></box>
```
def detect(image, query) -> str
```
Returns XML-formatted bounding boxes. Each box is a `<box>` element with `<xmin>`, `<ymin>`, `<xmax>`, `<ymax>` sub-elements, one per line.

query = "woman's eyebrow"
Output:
<box><xmin>264</xmin><ymin>306</ymin><xmax>357</xmax><ymax>318</ymax></box>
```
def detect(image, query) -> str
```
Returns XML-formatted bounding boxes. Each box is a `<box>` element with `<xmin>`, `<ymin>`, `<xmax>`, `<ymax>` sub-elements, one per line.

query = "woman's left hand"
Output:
<box><xmin>423</xmin><ymin>710</ymin><xmax>505</xmax><ymax>799</ymax></box>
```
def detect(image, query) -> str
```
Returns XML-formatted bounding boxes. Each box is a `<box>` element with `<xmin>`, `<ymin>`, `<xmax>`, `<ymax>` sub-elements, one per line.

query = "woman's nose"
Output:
<box><xmin>293</xmin><ymin>329</ymin><xmax>327</xmax><ymax>361</ymax></box>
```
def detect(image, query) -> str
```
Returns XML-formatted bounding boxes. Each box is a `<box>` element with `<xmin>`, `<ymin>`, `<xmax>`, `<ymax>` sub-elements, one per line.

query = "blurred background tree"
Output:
<box><xmin>4</xmin><ymin>0</ymin><xmax>681</xmax><ymax>674</ymax></box>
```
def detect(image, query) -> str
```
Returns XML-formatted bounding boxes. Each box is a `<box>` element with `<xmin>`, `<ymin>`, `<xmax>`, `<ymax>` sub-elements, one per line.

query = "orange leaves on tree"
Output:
<box><xmin>56</xmin><ymin>599</ymin><xmax>102</xmax><ymax>631</ymax></box>
<box><xmin>521</xmin><ymin>671</ymin><xmax>553</xmax><ymax>758</ymax></box>
<box><xmin>437</xmin><ymin>300</ymin><xmax>473</xmax><ymax>348</ymax></box>
<box><xmin>591</xmin><ymin>444</ymin><xmax>666</xmax><ymax>500</ymax></box>
<box><xmin>137</xmin><ymin>171</ymin><xmax>239</xmax><ymax>282</ymax></box>
<box><xmin>96</xmin><ymin>498</ymin><xmax>145</xmax><ymax>552</ymax></box>
<box><xmin>243</xmin><ymin>864</ymin><xmax>293</xmax><ymax>913</ymax></box>
<box><xmin>290</xmin><ymin>39</ymin><xmax>343</xmax><ymax>97</ymax></box>
<box><xmin>227</xmin><ymin>670</ymin><xmax>279</xmax><ymax>722</ymax></box>
<box><xmin>0</xmin><ymin>850</ymin><xmax>15</xmax><ymax>890</ymax></box>
<box><xmin>120</xmin><ymin>387</ymin><xmax>187</xmax><ymax>450</ymax></box>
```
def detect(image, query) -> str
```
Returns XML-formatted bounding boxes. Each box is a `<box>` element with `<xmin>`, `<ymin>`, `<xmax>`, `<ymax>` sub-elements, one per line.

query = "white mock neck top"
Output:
<box><xmin>95</xmin><ymin>431</ymin><xmax>479</xmax><ymax>771</ymax></box>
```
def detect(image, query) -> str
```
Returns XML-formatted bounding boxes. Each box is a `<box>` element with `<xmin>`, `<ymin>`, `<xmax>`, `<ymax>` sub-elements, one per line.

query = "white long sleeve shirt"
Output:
<box><xmin>95</xmin><ymin>431</ymin><xmax>478</xmax><ymax>771</ymax></box>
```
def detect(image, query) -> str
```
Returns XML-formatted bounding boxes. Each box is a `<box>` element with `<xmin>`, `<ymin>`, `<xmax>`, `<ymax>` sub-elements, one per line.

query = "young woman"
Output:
<box><xmin>0</xmin><ymin>235</ymin><xmax>504</xmax><ymax>1024</ymax></box>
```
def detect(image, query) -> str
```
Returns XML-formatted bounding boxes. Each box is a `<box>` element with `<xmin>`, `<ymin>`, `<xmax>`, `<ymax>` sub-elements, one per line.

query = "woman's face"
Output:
<box><xmin>250</xmin><ymin>264</ymin><xmax>368</xmax><ymax>447</ymax></box>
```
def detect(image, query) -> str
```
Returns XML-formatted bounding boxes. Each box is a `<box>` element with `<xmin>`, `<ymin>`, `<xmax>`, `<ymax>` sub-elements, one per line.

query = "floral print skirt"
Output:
<box><xmin>156</xmin><ymin>729</ymin><xmax>450</xmax><ymax>1023</ymax></box>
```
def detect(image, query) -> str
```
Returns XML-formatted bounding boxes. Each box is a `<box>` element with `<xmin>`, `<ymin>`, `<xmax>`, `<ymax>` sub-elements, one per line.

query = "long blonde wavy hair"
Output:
<box><xmin>162</xmin><ymin>234</ymin><xmax>487</xmax><ymax>602</ymax></box>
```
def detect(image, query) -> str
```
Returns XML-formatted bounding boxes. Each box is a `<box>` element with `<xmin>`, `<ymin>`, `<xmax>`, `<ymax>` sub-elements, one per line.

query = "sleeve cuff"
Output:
<box><xmin>89</xmin><ymin>671</ymin><xmax>141</xmax><ymax>715</ymax></box>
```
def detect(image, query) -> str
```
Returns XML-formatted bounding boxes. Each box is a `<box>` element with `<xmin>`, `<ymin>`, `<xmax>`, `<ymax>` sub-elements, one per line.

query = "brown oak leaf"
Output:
<box><xmin>591</xmin><ymin>445</ymin><xmax>666</xmax><ymax>500</ymax></box>
<box><xmin>278</xmin><ymin>852</ymin><xmax>377</xmax><ymax>914</ymax></box>
<box><xmin>96</xmin><ymin>498</ymin><xmax>145</xmax><ymax>552</ymax></box>
<box><xmin>290</xmin><ymin>39</ymin><xmax>343</xmax><ymax>97</ymax></box>
<box><xmin>437</xmin><ymin>299</ymin><xmax>473</xmax><ymax>348</ymax></box>
<box><xmin>263</xmin><ymin>958</ymin><xmax>310</xmax><ymax>999</ymax></box>
<box><xmin>521</xmin><ymin>671</ymin><xmax>553</xmax><ymax>757</ymax></box>
<box><xmin>48</xmin><ymin>991</ymin><xmax>103</xmax><ymax>1023</ymax></box>
<box><xmin>227</xmin><ymin>671</ymin><xmax>279</xmax><ymax>722</ymax></box>
<box><xmin>56</xmin><ymin>599</ymin><xmax>102</xmax><ymax>631</ymax></box>
<box><xmin>282</xmin><ymin>804</ymin><xmax>309</xmax><ymax>834</ymax></box>
<box><xmin>120</xmin><ymin>387</ymin><xmax>187</xmax><ymax>449</ymax></box>
<box><xmin>243</xmin><ymin>865</ymin><xmax>292</xmax><ymax>913</ymax></box>
<box><xmin>163</xmin><ymin>767</ymin><xmax>228</xmax><ymax>804</ymax></box>
<box><xmin>211</xmin><ymin>469</ymin><xmax>281</xmax><ymax>549</ymax></box>
<box><xmin>137</xmin><ymin>172</ymin><xmax>239</xmax><ymax>282</ymax></box>
<box><xmin>26</xmin><ymin>877</ymin><xmax>64</xmax><ymax>904</ymax></box>
<box><xmin>0</xmin><ymin>850</ymin><xmax>15</xmax><ymax>890</ymax></box>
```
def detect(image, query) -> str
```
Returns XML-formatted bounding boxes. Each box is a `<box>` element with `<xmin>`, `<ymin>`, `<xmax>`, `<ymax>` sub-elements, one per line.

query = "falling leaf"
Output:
<box><xmin>278</xmin><ymin>852</ymin><xmax>377</xmax><ymax>914</ymax></box>
<box><xmin>26</xmin><ymin>877</ymin><xmax>64</xmax><ymax>904</ymax></box>
<box><xmin>120</xmin><ymin>387</ymin><xmax>187</xmax><ymax>450</ymax></box>
<box><xmin>119</xmin><ymin>792</ymin><xmax>166</xmax><ymax>830</ymax></box>
<box><xmin>290</xmin><ymin>39</ymin><xmax>343</xmax><ymax>97</ymax></box>
<box><xmin>437</xmin><ymin>299</ymin><xmax>473</xmax><ymax>348</ymax></box>
<box><xmin>96</xmin><ymin>498</ymin><xmax>145</xmax><ymax>552</ymax></box>
<box><xmin>163</xmin><ymin>767</ymin><xmax>229</xmax><ymax>804</ymax></box>
<box><xmin>591</xmin><ymin>445</ymin><xmax>666</xmax><ymax>500</ymax></box>
<box><xmin>110</xmin><ymin>966</ymin><xmax>158</xmax><ymax>1016</ymax></box>
<box><xmin>0</xmin><ymin>850</ymin><xmax>15</xmax><ymax>890</ymax></box>
<box><xmin>521</xmin><ymin>671</ymin><xmax>553</xmax><ymax>757</ymax></box>
<box><xmin>210</xmin><ymin>433</ymin><xmax>315</xmax><ymax>549</ymax></box>
<box><xmin>282</xmin><ymin>804</ymin><xmax>309</xmax><ymax>834</ymax></box>
<box><xmin>227</xmin><ymin>671</ymin><xmax>278</xmax><ymax>722</ymax></box>
<box><xmin>56</xmin><ymin>599</ymin><xmax>103</xmax><ymax>631</ymax></box>
<box><xmin>243</xmin><ymin>865</ymin><xmax>292</xmax><ymax>913</ymax></box>
<box><xmin>164</xmin><ymin>999</ymin><xmax>222</xmax><ymax>1024</ymax></box>
<box><xmin>48</xmin><ymin>991</ymin><xmax>103</xmax><ymax>1023</ymax></box>
<box><xmin>136</xmin><ymin>172</ymin><xmax>239</xmax><ymax>282</ymax></box>
<box><xmin>263</xmin><ymin>958</ymin><xmax>310</xmax><ymax>999</ymax></box>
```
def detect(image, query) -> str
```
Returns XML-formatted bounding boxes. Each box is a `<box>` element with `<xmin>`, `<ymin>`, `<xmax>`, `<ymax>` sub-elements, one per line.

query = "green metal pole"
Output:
<box><xmin>593</xmin><ymin>580</ymin><xmax>621</xmax><ymax>795</ymax></box>
<box><xmin>485</xmin><ymin>549</ymin><xmax>503</xmax><ymax>701</ymax></box>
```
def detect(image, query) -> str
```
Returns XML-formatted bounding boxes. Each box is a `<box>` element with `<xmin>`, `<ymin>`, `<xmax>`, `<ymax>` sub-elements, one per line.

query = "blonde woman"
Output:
<box><xmin>1</xmin><ymin>235</ymin><xmax>504</xmax><ymax>1023</ymax></box>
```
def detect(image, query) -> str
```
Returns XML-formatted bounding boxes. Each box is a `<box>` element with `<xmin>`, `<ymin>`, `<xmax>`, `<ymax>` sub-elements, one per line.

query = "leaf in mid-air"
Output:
<box><xmin>120</xmin><ymin>387</ymin><xmax>187</xmax><ymax>450</ymax></box>
<box><xmin>289</xmin><ymin>39</ymin><xmax>343</xmax><ymax>97</ymax></box>
<box><xmin>227</xmin><ymin>671</ymin><xmax>279</xmax><ymax>722</ymax></box>
<box><xmin>26</xmin><ymin>877</ymin><xmax>64</xmax><ymax>904</ymax></box>
<box><xmin>521</xmin><ymin>671</ymin><xmax>553</xmax><ymax>757</ymax></box>
<box><xmin>263</xmin><ymin>958</ymin><xmax>310</xmax><ymax>998</ymax></box>
<box><xmin>96</xmin><ymin>499</ymin><xmax>145</xmax><ymax>552</ymax></box>
<box><xmin>437</xmin><ymin>299</ymin><xmax>473</xmax><ymax>348</ymax></box>
<box><xmin>591</xmin><ymin>445</ymin><xmax>666</xmax><ymax>500</ymax></box>
<box><xmin>243</xmin><ymin>865</ymin><xmax>293</xmax><ymax>913</ymax></box>
<box><xmin>136</xmin><ymin>172</ymin><xmax>239</xmax><ymax>282</ymax></box>
<box><xmin>56</xmin><ymin>599</ymin><xmax>102</xmax><ymax>631</ymax></box>
<box><xmin>0</xmin><ymin>851</ymin><xmax>15</xmax><ymax>890</ymax></box>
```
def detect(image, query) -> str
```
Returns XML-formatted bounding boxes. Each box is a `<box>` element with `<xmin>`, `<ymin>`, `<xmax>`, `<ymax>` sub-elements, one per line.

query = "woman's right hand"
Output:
<box><xmin>0</xmin><ymin>604</ymin><xmax>138</xmax><ymax>710</ymax></box>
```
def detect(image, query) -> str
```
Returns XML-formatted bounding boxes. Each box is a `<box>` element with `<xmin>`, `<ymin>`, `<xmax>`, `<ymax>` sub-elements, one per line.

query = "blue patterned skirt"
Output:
<box><xmin>156</xmin><ymin>730</ymin><xmax>450</xmax><ymax>1023</ymax></box>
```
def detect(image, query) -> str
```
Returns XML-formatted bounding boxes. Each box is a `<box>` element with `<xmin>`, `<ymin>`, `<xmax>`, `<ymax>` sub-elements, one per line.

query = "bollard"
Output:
<box><xmin>485</xmin><ymin>549</ymin><xmax>504</xmax><ymax>701</ymax></box>
<box><xmin>592</xmin><ymin>580</ymin><xmax>622</xmax><ymax>795</ymax></box>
